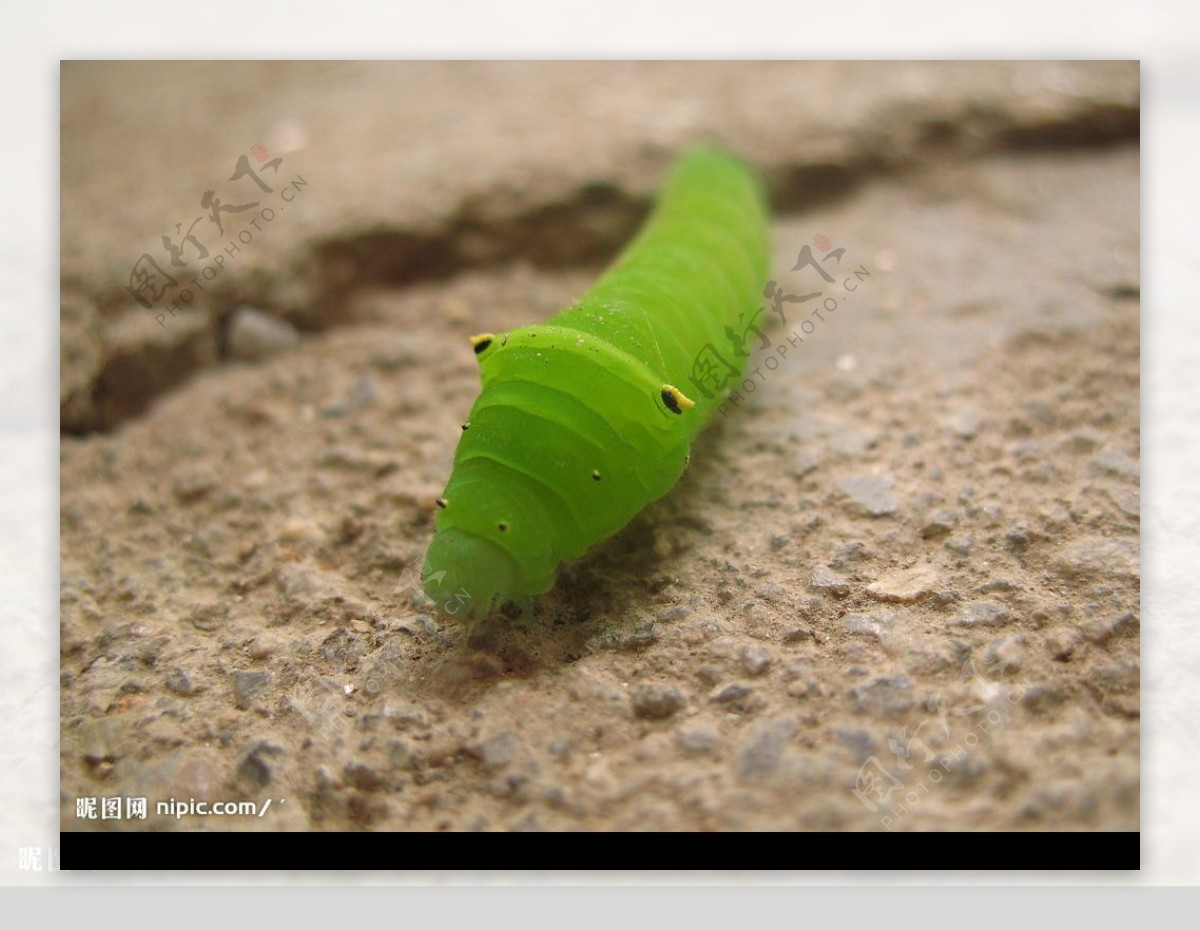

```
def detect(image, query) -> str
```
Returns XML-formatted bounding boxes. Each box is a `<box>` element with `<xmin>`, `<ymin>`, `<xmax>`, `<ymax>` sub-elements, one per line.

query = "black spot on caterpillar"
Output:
<box><xmin>470</xmin><ymin>333</ymin><xmax>495</xmax><ymax>355</ymax></box>
<box><xmin>424</xmin><ymin>147</ymin><xmax>770</xmax><ymax>619</ymax></box>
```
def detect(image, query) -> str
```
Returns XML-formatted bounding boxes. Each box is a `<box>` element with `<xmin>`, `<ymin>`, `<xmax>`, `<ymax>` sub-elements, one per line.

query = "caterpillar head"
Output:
<box><xmin>423</xmin><ymin>525</ymin><xmax>523</xmax><ymax>621</ymax></box>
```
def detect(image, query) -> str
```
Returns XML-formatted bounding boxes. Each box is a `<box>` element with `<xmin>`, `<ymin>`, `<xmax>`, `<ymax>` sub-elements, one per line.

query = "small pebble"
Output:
<box><xmin>837</xmin><ymin>473</ymin><xmax>898</xmax><ymax>516</ymax></box>
<box><xmin>785</xmin><ymin>679</ymin><xmax>810</xmax><ymax>699</ymax></box>
<box><xmin>709</xmin><ymin>683</ymin><xmax>760</xmax><ymax>714</ymax></box>
<box><xmin>232</xmin><ymin>670</ymin><xmax>272</xmax><ymax>709</ymax></box>
<box><xmin>1083</xmin><ymin>612</ymin><xmax>1137</xmax><ymax>645</ymax></box>
<box><xmin>343</xmin><ymin>760</ymin><xmax>386</xmax><ymax>792</ymax></box>
<box><xmin>77</xmin><ymin>717</ymin><xmax>124</xmax><ymax>764</ymax></box>
<box><xmin>739</xmin><ymin>645</ymin><xmax>772</xmax><ymax>677</ymax></box>
<box><xmin>1053</xmin><ymin>538</ymin><xmax>1138</xmax><ymax>581</ymax></box>
<box><xmin>587</xmin><ymin>621</ymin><xmax>659</xmax><ymax>651</ymax></box>
<box><xmin>1093</xmin><ymin>660</ymin><xmax>1140</xmax><ymax>691</ymax></box>
<box><xmin>1045</xmin><ymin>628</ymin><xmax>1082</xmax><ymax>661</ymax></box>
<box><xmin>1105</xmin><ymin>486</ymin><xmax>1140</xmax><ymax>519</ymax></box>
<box><xmin>677</xmin><ymin>729</ymin><xmax>718</xmax><ymax>754</ymax></box>
<box><xmin>320</xmin><ymin>627</ymin><xmax>364</xmax><ymax>667</ymax></box>
<box><xmin>809</xmin><ymin>565</ymin><xmax>850</xmax><ymax>598</ymax></box>
<box><xmin>711</xmin><ymin>683</ymin><xmax>752</xmax><ymax>704</ymax></box>
<box><xmin>1060</xmin><ymin>431</ymin><xmax>1103</xmax><ymax>454</ymax></box>
<box><xmin>1005</xmin><ymin>525</ymin><xmax>1032</xmax><ymax>551</ymax></box>
<box><xmin>227</xmin><ymin>305</ymin><xmax>300</xmax><ymax>360</ymax></box>
<box><xmin>833</xmin><ymin>727</ymin><xmax>878</xmax><ymax>762</ymax></box>
<box><xmin>756</xmin><ymin>583</ymin><xmax>785</xmax><ymax>602</ymax></box>
<box><xmin>1089</xmin><ymin>449</ymin><xmax>1139</xmax><ymax>480</ymax></box>
<box><xmin>322</xmin><ymin>375</ymin><xmax>378</xmax><ymax>418</ymax></box>
<box><xmin>867</xmin><ymin>564</ymin><xmax>939</xmax><ymax>603</ymax></box>
<box><xmin>849</xmin><ymin>675</ymin><xmax>915</xmax><ymax>717</ymax></box>
<box><xmin>470</xmin><ymin>732</ymin><xmax>519</xmax><ymax>770</ymax></box>
<box><xmin>831</xmin><ymin>541</ymin><xmax>869</xmax><ymax>567</ymax></box>
<box><xmin>172</xmin><ymin>464</ymin><xmax>219</xmax><ymax>503</ymax></box>
<box><xmin>905</xmin><ymin>646</ymin><xmax>955</xmax><ymax>676</ymax></box>
<box><xmin>920</xmin><ymin>509</ymin><xmax>958</xmax><ymax>538</ymax></box>
<box><xmin>945</xmin><ymin>536</ymin><xmax>973</xmax><ymax>555</ymax></box>
<box><xmin>631</xmin><ymin>683</ymin><xmax>686</xmax><ymax>720</ymax></box>
<box><xmin>788</xmin><ymin>450</ymin><xmax>822</xmax><ymax>479</ymax></box>
<box><xmin>947</xmin><ymin>409</ymin><xmax>983</xmax><ymax>439</ymax></box>
<box><xmin>1021</xmin><ymin>684</ymin><xmax>1065</xmax><ymax>713</ymax></box>
<box><xmin>782</xmin><ymin>624</ymin><xmax>816</xmax><ymax>644</ymax></box>
<box><xmin>952</xmin><ymin>600</ymin><xmax>1012</xmax><ymax>628</ymax></box>
<box><xmin>237</xmin><ymin>746</ymin><xmax>274</xmax><ymax>787</ymax></box>
<box><xmin>982</xmin><ymin>635</ymin><xmax>1026</xmax><ymax>673</ymax></box>
<box><xmin>738</xmin><ymin>717</ymin><xmax>796</xmax><ymax>779</ymax></box>
<box><xmin>247</xmin><ymin>636</ymin><xmax>275</xmax><ymax>661</ymax></box>
<box><xmin>841</xmin><ymin>609</ymin><xmax>899</xmax><ymax>639</ymax></box>
<box><xmin>165</xmin><ymin>668</ymin><xmax>196</xmax><ymax>696</ymax></box>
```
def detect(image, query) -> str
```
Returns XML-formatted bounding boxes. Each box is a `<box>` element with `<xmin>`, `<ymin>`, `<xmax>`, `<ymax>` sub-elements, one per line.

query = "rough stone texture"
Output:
<box><xmin>867</xmin><ymin>564</ymin><xmax>941</xmax><ymax>603</ymax></box>
<box><xmin>631</xmin><ymin>684</ymin><xmax>687</xmax><ymax>720</ymax></box>
<box><xmin>60</xmin><ymin>60</ymin><xmax>1138</xmax><ymax>433</ymax></box>
<box><xmin>61</xmin><ymin>62</ymin><xmax>1138</xmax><ymax>833</ymax></box>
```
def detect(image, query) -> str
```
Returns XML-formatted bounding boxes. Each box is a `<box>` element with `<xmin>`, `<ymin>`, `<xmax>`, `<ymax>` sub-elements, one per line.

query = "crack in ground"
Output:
<box><xmin>63</xmin><ymin>101</ymin><xmax>1139</xmax><ymax>435</ymax></box>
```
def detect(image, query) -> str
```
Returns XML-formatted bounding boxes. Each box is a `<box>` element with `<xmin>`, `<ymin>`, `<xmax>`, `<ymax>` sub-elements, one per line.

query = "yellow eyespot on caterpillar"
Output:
<box><xmin>424</xmin><ymin>147</ymin><xmax>771</xmax><ymax>621</ymax></box>
<box><xmin>470</xmin><ymin>333</ymin><xmax>496</xmax><ymax>356</ymax></box>
<box><xmin>660</xmin><ymin>384</ymin><xmax>695</xmax><ymax>416</ymax></box>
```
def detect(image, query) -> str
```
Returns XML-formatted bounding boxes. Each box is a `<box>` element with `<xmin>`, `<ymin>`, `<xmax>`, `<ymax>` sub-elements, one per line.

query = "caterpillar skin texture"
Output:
<box><xmin>424</xmin><ymin>147</ymin><xmax>770</xmax><ymax>619</ymax></box>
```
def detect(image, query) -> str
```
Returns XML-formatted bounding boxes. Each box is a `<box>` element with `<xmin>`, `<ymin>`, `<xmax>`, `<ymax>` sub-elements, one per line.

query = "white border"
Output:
<box><xmin>3</xmin><ymin>0</ymin><xmax>1196</xmax><ymax>892</ymax></box>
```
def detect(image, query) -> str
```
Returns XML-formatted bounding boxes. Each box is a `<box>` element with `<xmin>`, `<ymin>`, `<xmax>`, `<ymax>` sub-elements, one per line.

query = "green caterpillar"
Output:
<box><xmin>423</xmin><ymin>147</ymin><xmax>770</xmax><ymax>619</ymax></box>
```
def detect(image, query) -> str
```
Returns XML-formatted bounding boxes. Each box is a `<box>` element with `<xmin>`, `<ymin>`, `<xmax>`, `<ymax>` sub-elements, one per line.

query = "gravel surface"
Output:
<box><xmin>60</xmin><ymin>61</ymin><xmax>1138</xmax><ymax>832</ymax></box>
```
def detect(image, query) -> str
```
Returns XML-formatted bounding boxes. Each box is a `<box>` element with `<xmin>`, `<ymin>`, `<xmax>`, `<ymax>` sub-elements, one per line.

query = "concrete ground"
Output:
<box><xmin>60</xmin><ymin>61</ymin><xmax>1138</xmax><ymax>832</ymax></box>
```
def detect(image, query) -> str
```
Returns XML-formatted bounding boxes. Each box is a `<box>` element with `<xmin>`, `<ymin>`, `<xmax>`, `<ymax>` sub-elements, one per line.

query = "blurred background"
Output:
<box><xmin>60</xmin><ymin>61</ymin><xmax>1137</xmax><ymax>431</ymax></box>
